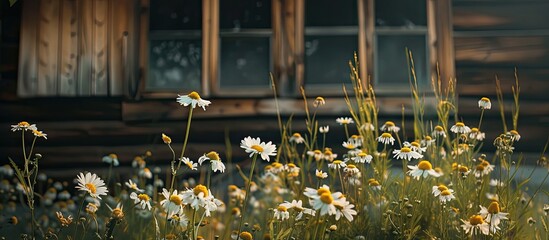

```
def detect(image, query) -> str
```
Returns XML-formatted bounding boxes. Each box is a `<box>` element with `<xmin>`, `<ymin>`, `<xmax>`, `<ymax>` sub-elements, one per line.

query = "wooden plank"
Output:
<box><xmin>58</xmin><ymin>0</ymin><xmax>79</xmax><ymax>96</ymax></box>
<box><xmin>92</xmin><ymin>0</ymin><xmax>109</xmax><ymax>95</ymax></box>
<box><xmin>17</xmin><ymin>0</ymin><xmax>39</xmax><ymax>96</ymax></box>
<box><xmin>456</xmin><ymin>67</ymin><xmax>549</xmax><ymax>98</ymax></box>
<box><xmin>454</xmin><ymin>36</ymin><xmax>549</xmax><ymax>68</ymax></box>
<box><xmin>453</xmin><ymin>2</ymin><xmax>549</xmax><ymax>31</ymax></box>
<box><xmin>37</xmin><ymin>0</ymin><xmax>60</xmax><ymax>95</ymax></box>
<box><xmin>77</xmin><ymin>0</ymin><xmax>93</xmax><ymax>95</ymax></box>
<box><xmin>108</xmin><ymin>0</ymin><xmax>131</xmax><ymax>96</ymax></box>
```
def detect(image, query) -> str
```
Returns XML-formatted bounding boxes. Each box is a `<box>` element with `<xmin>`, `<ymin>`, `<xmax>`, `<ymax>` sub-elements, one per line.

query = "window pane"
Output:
<box><xmin>306</xmin><ymin>0</ymin><xmax>357</xmax><ymax>27</ymax></box>
<box><xmin>375</xmin><ymin>0</ymin><xmax>426</xmax><ymax>27</ymax></box>
<box><xmin>375</xmin><ymin>35</ymin><xmax>427</xmax><ymax>86</ymax></box>
<box><xmin>147</xmin><ymin>39</ymin><xmax>202</xmax><ymax>90</ymax></box>
<box><xmin>149</xmin><ymin>0</ymin><xmax>202</xmax><ymax>31</ymax></box>
<box><xmin>219</xmin><ymin>37</ymin><xmax>271</xmax><ymax>88</ymax></box>
<box><xmin>305</xmin><ymin>35</ymin><xmax>357</xmax><ymax>85</ymax></box>
<box><xmin>219</xmin><ymin>0</ymin><xmax>271</xmax><ymax>29</ymax></box>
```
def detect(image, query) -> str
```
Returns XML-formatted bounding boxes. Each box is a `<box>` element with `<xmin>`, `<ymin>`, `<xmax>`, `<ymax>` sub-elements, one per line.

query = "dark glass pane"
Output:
<box><xmin>305</xmin><ymin>35</ymin><xmax>357</xmax><ymax>85</ymax></box>
<box><xmin>376</xmin><ymin>35</ymin><xmax>427</xmax><ymax>86</ymax></box>
<box><xmin>220</xmin><ymin>0</ymin><xmax>271</xmax><ymax>29</ymax></box>
<box><xmin>306</xmin><ymin>0</ymin><xmax>357</xmax><ymax>27</ymax></box>
<box><xmin>148</xmin><ymin>39</ymin><xmax>201</xmax><ymax>90</ymax></box>
<box><xmin>375</xmin><ymin>0</ymin><xmax>426</xmax><ymax>27</ymax></box>
<box><xmin>219</xmin><ymin>37</ymin><xmax>271</xmax><ymax>88</ymax></box>
<box><xmin>150</xmin><ymin>0</ymin><xmax>202</xmax><ymax>30</ymax></box>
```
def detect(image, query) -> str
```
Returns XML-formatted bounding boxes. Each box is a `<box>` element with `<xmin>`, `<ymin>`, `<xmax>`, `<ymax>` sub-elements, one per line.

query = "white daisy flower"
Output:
<box><xmin>323</xmin><ymin>148</ymin><xmax>337</xmax><ymax>161</ymax></box>
<box><xmin>198</xmin><ymin>151</ymin><xmax>226</xmax><ymax>173</ymax></box>
<box><xmin>182</xmin><ymin>184</ymin><xmax>221</xmax><ymax>216</ymax></box>
<box><xmin>102</xmin><ymin>154</ymin><xmax>119</xmax><ymax>166</ymax></box>
<box><xmin>289</xmin><ymin>133</ymin><xmax>305</xmax><ymax>144</ymax></box>
<box><xmin>432</xmin><ymin>184</ymin><xmax>450</xmax><ymax>197</ymax></box>
<box><xmin>139</xmin><ymin>168</ymin><xmax>153</xmax><ymax>179</ymax></box>
<box><xmin>368</xmin><ymin>178</ymin><xmax>381</xmax><ymax>190</ymax></box>
<box><xmin>342</xmin><ymin>140</ymin><xmax>359</xmax><ymax>150</ymax></box>
<box><xmin>507</xmin><ymin>130</ymin><xmax>521</xmax><ymax>141</ymax></box>
<box><xmin>280</xmin><ymin>200</ymin><xmax>315</xmax><ymax>220</ymax></box>
<box><xmin>313</xmin><ymin>96</ymin><xmax>326</xmax><ymax>107</ymax></box>
<box><xmin>408</xmin><ymin>141</ymin><xmax>427</xmax><ymax>154</ymax></box>
<box><xmin>352</xmin><ymin>152</ymin><xmax>372</xmax><ymax>164</ymax></box>
<box><xmin>479</xmin><ymin>202</ymin><xmax>509</xmax><ymax>234</ymax></box>
<box><xmin>438</xmin><ymin>189</ymin><xmax>456</xmax><ymax>203</ymax></box>
<box><xmin>160</xmin><ymin>188</ymin><xmax>184</xmax><ymax>215</ymax></box>
<box><xmin>130</xmin><ymin>192</ymin><xmax>152</xmax><ymax>210</ymax></box>
<box><xmin>176</xmin><ymin>91</ymin><xmax>211</xmax><ymax>111</ymax></box>
<box><xmin>421</xmin><ymin>136</ymin><xmax>436</xmax><ymax>147</ymax></box>
<box><xmin>333</xmin><ymin>198</ymin><xmax>357</xmax><ymax>222</ymax></box>
<box><xmin>180</xmin><ymin>157</ymin><xmax>198</xmax><ymax>171</ymax></box>
<box><xmin>377</xmin><ymin>132</ymin><xmax>395</xmax><ymax>145</ymax></box>
<box><xmin>393</xmin><ymin>147</ymin><xmax>423</xmax><ymax>161</ymax></box>
<box><xmin>307</xmin><ymin>149</ymin><xmax>324</xmax><ymax>161</ymax></box>
<box><xmin>304</xmin><ymin>185</ymin><xmax>341</xmax><ymax>216</ymax></box>
<box><xmin>344</xmin><ymin>164</ymin><xmax>360</xmax><ymax>175</ymax></box>
<box><xmin>328</xmin><ymin>160</ymin><xmax>347</xmax><ymax>170</ymax></box>
<box><xmin>284</xmin><ymin>163</ymin><xmax>300</xmax><ymax>177</ymax></box>
<box><xmin>32</xmin><ymin>129</ymin><xmax>47</xmax><ymax>139</ymax></box>
<box><xmin>469</xmin><ymin>128</ymin><xmax>485</xmax><ymax>141</ymax></box>
<box><xmin>168</xmin><ymin>212</ymin><xmax>189</xmax><ymax>228</ymax></box>
<box><xmin>273</xmin><ymin>204</ymin><xmax>290</xmax><ymax>221</ymax></box>
<box><xmin>75</xmin><ymin>172</ymin><xmax>108</xmax><ymax>199</ymax></box>
<box><xmin>478</xmin><ymin>97</ymin><xmax>491</xmax><ymax>110</ymax></box>
<box><xmin>319</xmin><ymin>126</ymin><xmax>330</xmax><ymax>133</ymax></box>
<box><xmin>336</xmin><ymin>117</ymin><xmax>354</xmax><ymax>125</ymax></box>
<box><xmin>240</xmin><ymin>136</ymin><xmax>277</xmax><ymax>162</ymax></box>
<box><xmin>316</xmin><ymin>169</ymin><xmax>328</xmax><ymax>179</ymax></box>
<box><xmin>407</xmin><ymin>160</ymin><xmax>441</xmax><ymax>179</ymax></box>
<box><xmin>461</xmin><ymin>215</ymin><xmax>490</xmax><ymax>236</ymax></box>
<box><xmin>432</xmin><ymin>125</ymin><xmax>446</xmax><ymax>138</ymax></box>
<box><xmin>380</xmin><ymin>121</ymin><xmax>400</xmax><ymax>133</ymax></box>
<box><xmin>451</xmin><ymin>122</ymin><xmax>471</xmax><ymax>134</ymax></box>
<box><xmin>11</xmin><ymin>121</ymin><xmax>37</xmax><ymax>132</ymax></box>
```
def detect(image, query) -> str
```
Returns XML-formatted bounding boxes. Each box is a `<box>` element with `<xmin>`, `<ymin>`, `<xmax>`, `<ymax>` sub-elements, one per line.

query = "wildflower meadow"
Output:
<box><xmin>1</xmin><ymin>57</ymin><xmax>548</xmax><ymax>240</ymax></box>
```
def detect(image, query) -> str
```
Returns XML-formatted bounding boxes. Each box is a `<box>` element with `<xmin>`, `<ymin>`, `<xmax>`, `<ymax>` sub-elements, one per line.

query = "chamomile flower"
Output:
<box><xmin>284</xmin><ymin>163</ymin><xmax>300</xmax><ymax>177</ymax></box>
<box><xmin>125</xmin><ymin>179</ymin><xmax>144</xmax><ymax>192</ymax></box>
<box><xmin>75</xmin><ymin>172</ymin><xmax>108</xmax><ymax>199</ymax></box>
<box><xmin>85</xmin><ymin>203</ymin><xmax>99</xmax><ymax>215</ymax></box>
<box><xmin>304</xmin><ymin>185</ymin><xmax>341</xmax><ymax>216</ymax></box>
<box><xmin>109</xmin><ymin>203</ymin><xmax>125</xmax><ymax>220</ymax></box>
<box><xmin>438</xmin><ymin>189</ymin><xmax>456</xmax><ymax>203</ymax></box>
<box><xmin>474</xmin><ymin>160</ymin><xmax>494</xmax><ymax>177</ymax></box>
<box><xmin>316</xmin><ymin>169</ymin><xmax>328</xmax><ymax>179</ymax></box>
<box><xmin>273</xmin><ymin>204</ymin><xmax>290</xmax><ymax>221</ymax></box>
<box><xmin>323</xmin><ymin>148</ymin><xmax>337</xmax><ymax>161</ymax></box>
<box><xmin>182</xmin><ymin>184</ymin><xmax>211</xmax><ymax>211</ymax></box>
<box><xmin>180</xmin><ymin>157</ymin><xmax>198</xmax><ymax>171</ymax></box>
<box><xmin>176</xmin><ymin>91</ymin><xmax>211</xmax><ymax>110</ymax></box>
<box><xmin>289</xmin><ymin>133</ymin><xmax>305</xmax><ymax>144</ymax></box>
<box><xmin>408</xmin><ymin>141</ymin><xmax>427</xmax><ymax>154</ymax></box>
<box><xmin>313</xmin><ymin>96</ymin><xmax>326</xmax><ymax>107</ymax></box>
<box><xmin>480</xmin><ymin>202</ymin><xmax>509</xmax><ymax>233</ymax></box>
<box><xmin>421</xmin><ymin>136</ymin><xmax>436</xmax><ymax>147</ymax></box>
<box><xmin>280</xmin><ymin>200</ymin><xmax>315</xmax><ymax>220</ymax></box>
<box><xmin>432</xmin><ymin>184</ymin><xmax>449</xmax><ymax>197</ymax></box>
<box><xmin>368</xmin><ymin>179</ymin><xmax>381</xmax><ymax>190</ymax></box>
<box><xmin>102</xmin><ymin>154</ymin><xmax>119</xmax><ymax>166</ymax></box>
<box><xmin>336</xmin><ymin>117</ymin><xmax>354</xmax><ymax>125</ymax></box>
<box><xmin>342</xmin><ymin>141</ymin><xmax>359</xmax><ymax>150</ymax></box>
<box><xmin>240</xmin><ymin>136</ymin><xmax>277</xmax><ymax>162</ymax></box>
<box><xmin>469</xmin><ymin>128</ymin><xmax>485</xmax><ymax>141</ymax></box>
<box><xmin>393</xmin><ymin>147</ymin><xmax>423</xmax><ymax>161</ymax></box>
<box><xmin>507</xmin><ymin>130</ymin><xmax>521</xmax><ymax>141</ymax></box>
<box><xmin>162</xmin><ymin>133</ymin><xmax>172</xmax><ymax>144</ymax></box>
<box><xmin>198</xmin><ymin>151</ymin><xmax>226</xmax><ymax>173</ymax></box>
<box><xmin>333</xmin><ymin>198</ymin><xmax>357</xmax><ymax>222</ymax></box>
<box><xmin>461</xmin><ymin>215</ymin><xmax>490</xmax><ymax>236</ymax></box>
<box><xmin>139</xmin><ymin>168</ymin><xmax>153</xmax><ymax>179</ymax></box>
<box><xmin>432</xmin><ymin>125</ymin><xmax>446</xmax><ymax>138</ymax></box>
<box><xmin>160</xmin><ymin>188</ymin><xmax>185</xmax><ymax>215</ymax></box>
<box><xmin>380</xmin><ymin>121</ymin><xmax>400</xmax><ymax>133</ymax></box>
<box><xmin>328</xmin><ymin>160</ymin><xmax>347</xmax><ymax>170</ymax></box>
<box><xmin>344</xmin><ymin>164</ymin><xmax>360</xmax><ymax>175</ymax></box>
<box><xmin>11</xmin><ymin>121</ymin><xmax>37</xmax><ymax>132</ymax></box>
<box><xmin>32</xmin><ymin>129</ymin><xmax>48</xmax><ymax>139</ymax></box>
<box><xmin>451</xmin><ymin>122</ymin><xmax>471</xmax><ymax>134</ymax></box>
<box><xmin>478</xmin><ymin>97</ymin><xmax>491</xmax><ymax>110</ymax></box>
<box><xmin>168</xmin><ymin>212</ymin><xmax>189</xmax><ymax>228</ymax></box>
<box><xmin>352</xmin><ymin>152</ymin><xmax>373</xmax><ymax>164</ymax></box>
<box><xmin>319</xmin><ymin>126</ymin><xmax>330</xmax><ymax>133</ymax></box>
<box><xmin>377</xmin><ymin>132</ymin><xmax>395</xmax><ymax>145</ymax></box>
<box><xmin>307</xmin><ymin>150</ymin><xmax>324</xmax><ymax>161</ymax></box>
<box><xmin>407</xmin><ymin>160</ymin><xmax>441</xmax><ymax>179</ymax></box>
<box><xmin>130</xmin><ymin>192</ymin><xmax>152</xmax><ymax>210</ymax></box>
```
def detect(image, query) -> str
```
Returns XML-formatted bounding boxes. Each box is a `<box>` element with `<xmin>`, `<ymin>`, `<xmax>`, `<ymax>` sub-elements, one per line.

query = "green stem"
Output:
<box><xmin>478</xmin><ymin>109</ymin><xmax>485</xmax><ymax>130</ymax></box>
<box><xmin>169</xmin><ymin>107</ymin><xmax>194</xmax><ymax>192</ymax></box>
<box><xmin>73</xmin><ymin>196</ymin><xmax>86</xmax><ymax>240</ymax></box>
<box><xmin>237</xmin><ymin>153</ymin><xmax>259</xmax><ymax>236</ymax></box>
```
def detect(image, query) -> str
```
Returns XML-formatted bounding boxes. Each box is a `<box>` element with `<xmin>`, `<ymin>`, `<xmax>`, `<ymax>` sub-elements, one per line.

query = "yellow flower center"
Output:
<box><xmin>418</xmin><ymin>161</ymin><xmax>433</xmax><ymax>170</ymax></box>
<box><xmin>347</xmin><ymin>164</ymin><xmax>356</xmax><ymax>169</ymax></box>
<box><xmin>358</xmin><ymin>152</ymin><xmax>368</xmax><ymax>157</ymax></box>
<box><xmin>441</xmin><ymin>190</ymin><xmax>452</xmax><ymax>196</ymax></box>
<box><xmin>315</xmin><ymin>96</ymin><xmax>325</xmax><ymax>102</ymax></box>
<box><xmin>193</xmin><ymin>184</ymin><xmax>209</xmax><ymax>197</ymax></box>
<box><xmin>458</xmin><ymin>166</ymin><xmax>469</xmax><ymax>172</ymax></box>
<box><xmin>85</xmin><ymin>183</ymin><xmax>97</xmax><ymax>194</ymax></box>
<box><xmin>438</xmin><ymin>185</ymin><xmax>448</xmax><ymax>191</ymax></box>
<box><xmin>251</xmin><ymin>145</ymin><xmax>264</xmax><ymax>153</ymax></box>
<box><xmin>324</xmin><ymin>149</ymin><xmax>333</xmax><ymax>155</ymax></box>
<box><xmin>425</xmin><ymin>136</ymin><xmax>432</xmax><ymax>141</ymax></box>
<box><xmin>411</xmin><ymin>142</ymin><xmax>421</xmax><ymax>148</ymax></box>
<box><xmin>169</xmin><ymin>195</ymin><xmax>182</xmax><ymax>205</ymax></box>
<box><xmin>314</xmin><ymin>150</ymin><xmax>322</xmax><ymax>155</ymax></box>
<box><xmin>481</xmin><ymin>97</ymin><xmax>490</xmax><ymax>102</ymax></box>
<box><xmin>186</xmin><ymin>161</ymin><xmax>194</xmax><ymax>169</ymax></box>
<box><xmin>287</xmin><ymin>163</ymin><xmax>296</xmax><ymax>168</ymax></box>
<box><xmin>272</xmin><ymin>162</ymin><xmax>283</xmax><ymax>169</ymax></box>
<box><xmin>162</xmin><ymin>133</ymin><xmax>172</xmax><ymax>144</ymax></box>
<box><xmin>138</xmin><ymin>194</ymin><xmax>150</xmax><ymax>201</ymax></box>
<box><xmin>481</xmin><ymin>160</ymin><xmax>490</xmax><ymax>167</ymax></box>
<box><xmin>112</xmin><ymin>208</ymin><xmax>124</xmax><ymax>219</ymax></box>
<box><xmin>109</xmin><ymin>153</ymin><xmax>118</xmax><ymax>159</ymax></box>
<box><xmin>188</xmin><ymin>91</ymin><xmax>201</xmax><ymax>100</ymax></box>
<box><xmin>400</xmin><ymin>147</ymin><xmax>412</xmax><ymax>153</ymax></box>
<box><xmin>228</xmin><ymin>185</ymin><xmax>238</xmax><ymax>192</ymax></box>
<box><xmin>19</xmin><ymin>121</ymin><xmax>30</xmax><ymax>127</ymax></box>
<box><xmin>455</xmin><ymin>122</ymin><xmax>465</xmax><ymax>127</ymax></box>
<box><xmin>239</xmin><ymin>231</ymin><xmax>253</xmax><ymax>240</ymax></box>
<box><xmin>345</xmin><ymin>144</ymin><xmax>355</xmax><ymax>149</ymax></box>
<box><xmin>320</xmin><ymin>192</ymin><xmax>334</xmax><ymax>204</ymax></box>
<box><xmin>333</xmin><ymin>160</ymin><xmax>343</xmax><ymax>165</ymax></box>
<box><xmin>469</xmin><ymin>215</ymin><xmax>484</xmax><ymax>225</ymax></box>
<box><xmin>487</xmin><ymin>202</ymin><xmax>500</xmax><ymax>214</ymax></box>
<box><xmin>317</xmin><ymin>187</ymin><xmax>330</xmax><ymax>196</ymax></box>
<box><xmin>277</xmin><ymin>206</ymin><xmax>288</xmax><ymax>212</ymax></box>
<box><xmin>381</xmin><ymin>133</ymin><xmax>392</xmax><ymax>138</ymax></box>
<box><xmin>369</xmin><ymin>179</ymin><xmax>380</xmax><ymax>187</ymax></box>
<box><xmin>509</xmin><ymin>130</ymin><xmax>519</xmax><ymax>135</ymax></box>
<box><xmin>434</xmin><ymin>126</ymin><xmax>444</xmax><ymax>131</ymax></box>
<box><xmin>476</xmin><ymin>164</ymin><xmax>485</xmax><ymax>171</ymax></box>
<box><xmin>471</xmin><ymin>128</ymin><xmax>479</xmax><ymax>133</ymax></box>
<box><xmin>452</xmin><ymin>163</ymin><xmax>458</xmax><ymax>170</ymax></box>
<box><xmin>385</xmin><ymin>121</ymin><xmax>395</xmax><ymax>127</ymax></box>
<box><xmin>292</xmin><ymin>133</ymin><xmax>302</xmax><ymax>138</ymax></box>
<box><xmin>206</xmin><ymin>151</ymin><xmax>220</xmax><ymax>160</ymax></box>
<box><xmin>32</xmin><ymin>130</ymin><xmax>44</xmax><ymax>136</ymax></box>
